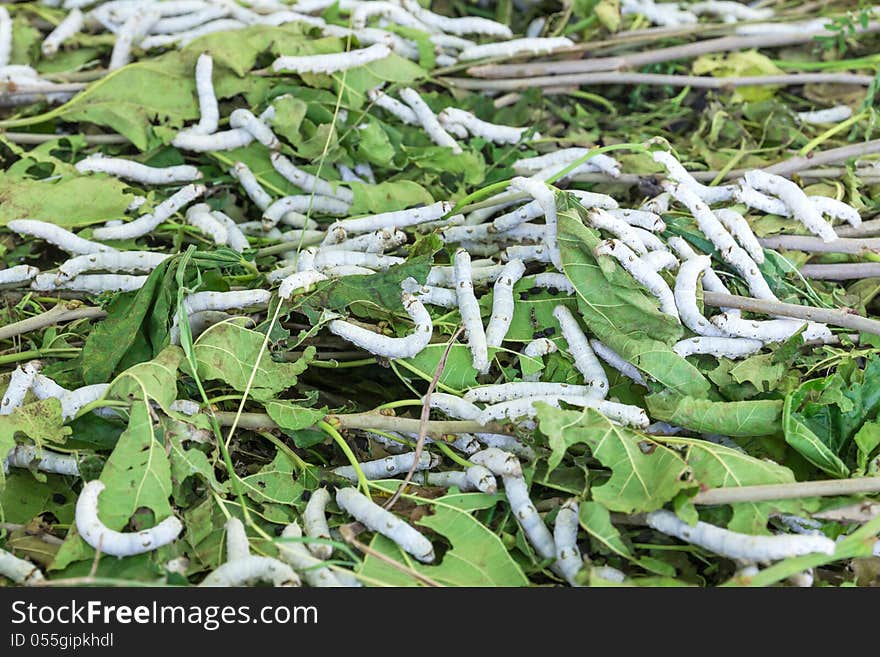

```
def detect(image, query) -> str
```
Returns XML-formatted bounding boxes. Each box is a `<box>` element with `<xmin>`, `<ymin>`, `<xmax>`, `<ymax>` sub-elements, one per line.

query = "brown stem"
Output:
<box><xmin>2</xmin><ymin>132</ymin><xmax>129</xmax><ymax>145</ymax></box>
<box><xmin>837</xmin><ymin>219</ymin><xmax>880</xmax><ymax>238</ymax></box>
<box><xmin>692</xmin><ymin>477</ymin><xmax>880</xmax><ymax>505</ymax></box>
<box><xmin>757</xmin><ymin>235</ymin><xmax>880</xmax><ymax>255</ymax></box>
<box><xmin>0</xmin><ymin>303</ymin><xmax>107</xmax><ymax>342</ymax></box>
<box><xmin>799</xmin><ymin>263</ymin><xmax>880</xmax><ymax>280</ymax></box>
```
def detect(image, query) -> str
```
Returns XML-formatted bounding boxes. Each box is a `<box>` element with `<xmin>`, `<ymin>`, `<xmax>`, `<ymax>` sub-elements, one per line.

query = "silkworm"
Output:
<box><xmin>743</xmin><ymin>170</ymin><xmax>837</xmax><ymax>242</ymax></box>
<box><xmin>200</xmin><ymin>555</ymin><xmax>300</xmax><ymax>586</ymax></box>
<box><xmin>666</xmin><ymin>236</ymin><xmax>738</xmax><ymax>312</ymax></box>
<box><xmin>488</xmin><ymin>201</ymin><xmax>544</xmax><ymax>233</ymax></box>
<box><xmin>277</xmin><ymin>521</ymin><xmax>342</xmax><ymax>588</ymax></box>
<box><xmin>332</xmin><ymin>451</ymin><xmax>438</xmax><ymax>482</ymax></box>
<box><xmin>710</xmin><ymin>313</ymin><xmax>833</xmax><ymax>344</ymax></box>
<box><xmin>278</xmin><ymin>269</ymin><xmax>327</xmax><ymax>299</ymax></box>
<box><xmin>513</xmin><ymin>148</ymin><xmax>621</xmax><ymax>178</ymax></box>
<box><xmin>689</xmin><ymin>1</ymin><xmax>773</xmax><ymax>20</ymax></box>
<box><xmin>172</xmin><ymin>128</ymin><xmax>254</xmax><ymax>152</ymax></box>
<box><xmin>323</xmin><ymin>24</ymin><xmax>418</xmax><ymax>59</ymax></box>
<box><xmin>76</xmin><ymin>480</ymin><xmax>183</xmax><ymax>557</ymax></box>
<box><xmin>522</xmin><ymin>338</ymin><xmax>557</xmax><ymax>381</ymax></box>
<box><xmin>645</xmin><ymin>509</ymin><xmax>835</xmax><ymax>561</ymax></box>
<box><xmin>75</xmin><ymin>153</ymin><xmax>202</xmax><ymax>184</ymax></box>
<box><xmin>211</xmin><ymin>210</ymin><xmax>250</xmax><ymax>252</ymax></box>
<box><xmin>325</xmin><ymin>229</ymin><xmax>407</xmax><ymax>254</ymax></box>
<box><xmin>438</xmin><ymin>107</ymin><xmax>531</xmax><ymax>144</ymax></box>
<box><xmin>149</xmin><ymin>6</ymin><xmax>230</xmax><ymax>34</ymax></box>
<box><xmin>552</xmin><ymin>305</ymin><xmax>609</xmax><ymax>395</ymax></box>
<box><xmin>335</xmin><ymin>487</ymin><xmax>435</xmax><ymax>563</ymax></box>
<box><xmin>594</xmin><ymin>239</ymin><xmax>680</xmax><ymax>319</ymax></box>
<box><xmin>183</xmin><ymin>289</ymin><xmax>271</xmax><ymax>315</ymax></box>
<box><xmin>332</xmin><ymin>201</ymin><xmax>452</xmax><ymax>234</ymax></box>
<box><xmin>32</xmin><ymin>273</ymin><xmax>147</xmax><ymax>294</ymax></box>
<box><xmin>640</xmin><ymin>192</ymin><xmax>670</xmax><ymax>214</ymax></box>
<box><xmin>302</xmin><ymin>487</ymin><xmax>332</xmax><ymax>559</ymax></box>
<box><xmin>642</xmin><ymin>250</ymin><xmax>679</xmax><ymax>272</ymax></box>
<box><xmin>271</xmin><ymin>153</ymin><xmax>353</xmax><ymax>203</ymax></box>
<box><xmin>0</xmin><ymin>549</ymin><xmax>44</xmax><ymax>586</ymax></box>
<box><xmin>263</xmin><ymin>195</ymin><xmax>348</xmax><ymax>229</ymax></box>
<box><xmin>109</xmin><ymin>6</ymin><xmax>161</xmax><ymax>70</ymax></box>
<box><xmin>413</xmin><ymin>470</ymin><xmax>474</xmax><ymax>491</ymax></box>
<box><xmin>0</xmin><ymin>265</ymin><xmax>39</xmax><ymax>285</ymax></box>
<box><xmin>399</xmin><ymin>87</ymin><xmax>462</xmax><ymax>154</ymax></box>
<box><xmin>349</xmin><ymin>1</ymin><xmax>428</xmax><ymax>30</ymax></box>
<box><xmin>93</xmin><ymin>183</ymin><xmax>206</xmax><ymax>240</ymax></box>
<box><xmin>224</xmin><ymin>517</ymin><xmax>250</xmax><ymax>562</ymax></box>
<box><xmin>0</xmin><ymin>7</ymin><xmax>10</xmax><ymax>67</ymax></box>
<box><xmin>229</xmin><ymin>108</ymin><xmax>280</xmax><ymax>150</ymax></box>
<box><xmin>426</xmin><ymin>262</ymin><xmax>503</xmax><ymax>287</ymax></box>
<box><xmin>521</xmin><ymin>272</ymin><xmax>575</xmax><ymax>295</ymax></box>
<box><xmin>427</xmin><ymin>392</ymin><xmax>481</xmax><ymax>421</ymax></box>
<box><xmin>401</xmin><ymin>0</ymin><xmax>511</xmax><ymax>36</ymax></box>
<box><xmin>401</xmin><ymin>277</ymin><xmax>457</xmax><ymax>308</ymax></box>
<box><xmin>651</xmin><ymin>150</ymin><xmax>736</xmax><ymax>204</ymax></box>
<box><xmin>503</xmin><ymin>475</ymin><xmax>556</xmax><ymax>560</ymax></box>
<box><xmin>31</xmin><ymin>377</ymin><xmax>109</xmax><ymax>420</ymax></box>
<box><xmin>329</xmin><ymin>292</ymin><xmax>432</xmax><ymax>358</ymax></box>
<box><xmin>586</xmin><ymin>208</ymin><xmax>648</xmax><ymax>255</ymax></box>
<box><xmin>714</xmin><ymin>208</ymin><xmax>764</xmax><ymax>264</ymax></box>
<box><xmin>621</xmin><ymin>0</ymin><xmax>697</xmax><ymax>27</ymax></box>
<box><xmin>810</xmin><ymin>196</ymin><xmax>861</xmax><ymax>228</ymax></box>
<box><xmin>57</xmin><ymin>251</ymin><xmax>170</xmax><ymax>281</ymax></box>
<box><xmin>186</xmin><ymin>203</ymin><xmax>228</xmax><ymax>245</ymax></box>
<box><xmin>367</xmin><ymin>87</ymin><xmax>418</xmax><ymax>124</ymax></box>
<box><xmin>272</xmin><ymin>42</ymin><xmax>391</xmax><ymax>74</ymax></box>
<box><xmin>554</xmin><ymin>499</ymin><xmax>582</xmax><ymax>586</ymax></box>
<box><xmin>608</xmin><ymin>208</ymin><xmax>665</xmax><ymax>232</ymax></box>
<box><xmin>468</xmin><ymin>448</ymin><xmax>522</xmax><ymax>477</ymax></box>
<box><xmin>593</xmin><ymin>565</ymin><xmax>626</xmax><ymax>582</ymax></box>
<box><xmin>796</xmin><ymin>105</ymin><xmax>852</xmax><ymax>125</ymax></box>
<box><xmin>473</xmin><ymin>433</ymin><xmax>536</xmax><ymax>461</ymax></box>
<box><xmin>478</xmin><ymin>395</ymin><xmax>649</xmax><ymax>428</ymax></box>
<box><xmin>462</xmin><ymin>465</ymin><xmax>497</xmax><ymax>493</ymax></box>
<box><xmin>465</xmin><ymin>382</ymin><xmax>599</xmax><ymax>405</ymax></box>
<box><xmin>673</xmin><ymin>336</ymin><xmax>764</xmax><ymax>359</ymax></box>
<box><xmin>458</xmin><ymin>36</ymin><xmax>573</xmax><ymax>61</ymax></box>
<box><xmin>314</xmin><ymin>250</ymin><xmax>403</xmax><ymax>271</ymax></box>
<box><xmin>169</xmin><ymin>399</ymin><xmax>201</xmax><ymax>416</ymax></box>
<box><xmin>589</xmin><ymin>339</ymin><xmax>647</xmax><ymax>386</ymax></box>
<box><xmin>674</xmin><ymin>255</ymin><xmax>728</xmax><ymax>337</ymax></box>
<box><xmin>42</xmin><ymin>8</ymin><xmax>84</xmax><ymax>56</ymax></box>
<box><xmin>1</xmin><ymin>362</ymin><xmax>41</xmax><ymax>416</ymax></box>
<box><xmin>734</xmin><ymin>183</ymin><xmax>788</xmax><ymax>215</ymax></box>
<box><xmin>485</xmin><ymin>259</ymin><xmax>526</xmax><ymax>348</ymax></box>
<box><xmin>567</xmin><ymin>190</ymin><xmax>619</xmax><ymax>211</ymax></box>
<box><xmin>509</xmin><ymin>176</ymin><xmax>561</xmax><ymax>269</ymax></box>
<box><xmin>454</xmin><ymin>248</ymin><xmax>489</xmax><ymax>373</ymax></box>
<box><xmin>7</xmin><ymin>220</ymin><xmax>114</xmax><ymax>255</ymax></box>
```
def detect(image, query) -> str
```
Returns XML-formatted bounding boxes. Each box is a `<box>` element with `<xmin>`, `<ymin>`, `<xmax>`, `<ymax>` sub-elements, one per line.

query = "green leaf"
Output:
<box><xmin>352</xmin><ymin>120</ymin><xmax>395</xmax><ymax>166</ymax></box>
<box><xmin>0</xmin><ymin>174</ymin><xmax>135</xmax><ymax>227</ymax></box>
<box><xmin>270</xmin><ymin>94</ymin><xmax>308</xmax><ymax>145</ymax></box>
<box><xmin>348</xmin><ymin>180</ymin><xmax>434</xmax><ymax>215</ymax></box>
<box><xmin>855</xmin><ymin>421</ymin><xmax>880</xmax><ymax>473</ymax></box>
<box><xmin>537</xmin><ymin>404</ymin><xmax>692</xmax><ymax>513</ymax></box>
<box><xmin>165</xmin><ymin>416</ymin><xmax>228</xmax><ymax>504</ymax></box>
<box><xmin>107</xmin><ymin>345</ymin><xmax>183</xmax><ymax>410</ymax></box>
<box><xmin>580</xmin><ymin>502</ymin><xmax>676</xmax><ymax>576</ymax></box>
<box><xmin>646</xmin><ymin>391</ymin><xmax>783</xmax><ymax>438</ymax></box>
<box><xmin>189</xmin><ymin>323</ymin><xmax>314</xmax><ymax>400</ymax></box>
<box><xmin>783</xmin><ymin>379</ymin><xmax>850</xmax><ymax>477</ymax></box>
<box><xmin>239</xmin><ymin>450</ymin><xmax>304</xmax><ymax>505</ymax></box>
<box><xmin>557</xmin><ymin>207</ymin><xmax>711</xmax><ymax>398</ymax></box>
<box><xmin>264</xmin><ymin>401</ymin><xmax>325</xmax><ymax>433</ymax></box>
<box><xmin>0</xmin><ymin>399</ymin><xmax>70</xmax><ymax>491</ymax></box>
<box><xmin>400</xmin><ymin>344</ymin><xmax>484</xmax><ymax>392</ymax></box>
<box><xmin>0</xmin><ymin>471</ymin><xmax>77</xmax><ymax>525</ymax></box>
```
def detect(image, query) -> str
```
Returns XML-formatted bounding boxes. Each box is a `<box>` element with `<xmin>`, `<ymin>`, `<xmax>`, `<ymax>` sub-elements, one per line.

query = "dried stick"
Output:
<box><xmin>799</xmin><ymin>263</ymin><xmax>880</xmax><ymax>280</ymax></box>
<box><xmin>692</xmin><ymin>477</ymin><xmax>880</xmax><ymax>505</ymax></box>
<box><xmin>0</xmin><ymin>302</ymin><xmax>107</xmax><ymax>342</ymax></box>
<box><xmin>758</xmin><ymin>235</ymin><xmax>880</xmax><ymax>255</ymax></box>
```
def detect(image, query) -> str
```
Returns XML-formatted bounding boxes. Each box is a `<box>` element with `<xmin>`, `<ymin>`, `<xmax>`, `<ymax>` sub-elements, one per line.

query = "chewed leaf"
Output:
<box><xmin>646</xmin><ymin>391</ymin><xmax>783</xmax><ymax>438</ymax></box>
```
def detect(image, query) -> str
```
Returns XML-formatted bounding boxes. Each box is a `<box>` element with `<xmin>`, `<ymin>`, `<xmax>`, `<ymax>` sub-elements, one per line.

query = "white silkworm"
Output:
<box><xmin>438</xmin><ymin>107</ymin><xmax>531</xmax><ymax>144</ymax></box>
<box><xmin>32</xmin><ymin>273</ymin><xmax>147</xmax><ymax>294</ymax></box>
<box><xmin>553</xmin><ymin>305</ymin><xmax>609</xmax><ymax>396</ymax></box>
<box><xmin>186</xmin><ymin>204</ymin><xmax>228</xmax><ymax>245</ymax></box>
<box><xmin>302</xmin><ymin>487</ymin><xmax>332</xmax><ymax>560</ymax></box>
<box><xmin>354</xmin><ymin>162</ymin><xmax>375</xmax><ymax>184</ymax></box>
<box><xmin>184</xmin><ymin>289</ymin><xmax>271</xmax><ymax>315</ymax></box>
<box><xmin>278</xmin><ymin>522</ymin><xmax>341</xmax><ymax>588</ymax></box>
<box><xmin>642</xmin><ymin>250</ymin><xmax>679</xmax><ymax>272</ymax></box>
<box><xmin>468</xmin><ymin>448</ymin><xmax>522</xmax><ymax>477</ymax></box>
<box><xmin>645</xmin><ymin>509</ymin><xmax>835</xmax><ymax>561</ymax></box>
<box><xmin>710</xmin><ymin>313</ymin><xmax>833</xmax><ymax>344</ymax></box>
<box><xmin>401</xmin><ymin>278</ymin><xmax>457</xmax><ymax>308</ymax></box>
<box><xmin>141</xmin><ymin>19</ymin><xmax>247</xmax><ymax>49</ymax></box>
<box><xmin>743</xmin><ymin>170</ymin><xmax>837</xmax><ymax>242</ymax></box>
<box><xmin>314</xmin><ymin>250</ymin><xmax>403</xmax><ymax>271</ymax></box>
<box><xmin>586</xmin><ymin>208</ymin><xmax>648</xmax><ymax>255</ymax></box>
<box><xmin>796</xmin><ymin>105</ymin><xmax>852</xmax><ymax>125</ymax></box>
<box><xmin>714</xmin><ymin>208</ymin><xmax>764</xmax><ymax>264</ymax></box>
<box><xmin>473</xmin><ymin>433</ymin><xmax>535</xmax><ymax>461</ymax></box>
<box><xmin>413</xmin><ymin>470</ymin><xmax>473</xmax><ymax>490</ymax></box>
<box><xmin>673</xmin><ymin>336</ymin><xmax>764</xmax><ymax>359</ymax></box>
<box><xmin>427</xmin><ymin>392</ymin><xmax>481</xmax><ymax>421</ymax></box>
<box><xmin>567</xmin><ymin>190</ymin><xmax>620</xmax><ymax>211</ymax></box>
<box><xmin>621</xmin><ymin>0</ymin><xmax>697</xmax><ymax>26</ymax></box>
<box><xmin>336</xmin><ymin>487</ymin><xmax>435</xmax><ymax>563</ymax></box>
<box><xmin>93</xmin><ymin>184</ymin><xmax>206</xmax><ymax>240</ymax></box>
<box><xmin>76</xmin><ymin>480</ymin><xmax>183</xmax><ymax>557</ymax></box>
<box><xmin>367</xmin><ymin>87</ymin><xmax>418</xmax><ymax>124</ymax></box>
<box><xmin>590</xmin><ymin>339</ymin><xmax>647</xmax><ymax>386</ymax></box>
<box><xmin>499</xmin><ymin>223</ymin><xmax>547</xmax><ymax>244</ymax></box>
<box><xmin>172</xmin><ymin>128</ymin><xmax>254</xmax><ymax>152</ymax></box>
<box><xmin>521</xmin><ymin>273</ymin><xmax>575</xmax><ymax>295</ymax></box>
<box><xmin>640</xmin><ymin>192</ymin><xmax>670</xmax><ymax>214</ymax></box>
<box><xmin>0</xmin><ymin>549</ymin><xmax>44</xmax><ymax>586</ymax></box>
<box><xmin>31</xmin><ymin>377</ymin><xmax>109</xmax><ymax>420</ymax></box>
<box><xmin>7</xmin><ymin>220</ymin><xmax>114</xmax><ymax>255</ymax></box>
<box><xmin>593</xmin><ymin>565</ymin><xmax>626</xmax><ymax>582</ymax></box>
<box><xmin>674</xmin><ymin>255</ymin><xmax>728</xmax><ymax>337</ymax></box>
<box><xmin>1</xmin><ymin>362</ymin><xmax>41</xmax><ymax>416</ymax></box>
<box><xmin>458</xmin><ymin>37</ymin><xmax>573</xmax><ymax>62</ymax></box>
<box><xmin>509</xmin><ymin>176</ymin><xmax>561</xmax><ymax>269</ymax></box>
<box><xmin>169</xmin><ymin>399</ymin><xmax>201</xmax><ymax>416</ymax></box>
<box><xmin>629</xmin><ymin>227</ymin><xmax>667</xmax><ymax>253</ymax></box>
<box><xmin>5</xmin><ymin>444</ymin><xmax>79</xmax><ymax>475</ymax></box>
<box><xmin>350</xmin><ymin>1</ymin><xmax>428</xmax><ymax>30</ymax></box>
<box><xmin>109</xmin><ymin>6</ymin><xmax>160</xmax><ymax>70</ymax></box>
<box><xmin>734</xmin><ymin>183</ymin><xmax>788</xmax><ymax>215</ymax></box>
<box><xmin>169</xmin><ymin>310</ymin><xmax>236</xmax><ymax>344</ymax></box>
<box><xmin>608</xmin><ymin>208</ymin><xmax>665</xmax><ymax>232</ymax></box>
<box><xmin>329</xmin><ymin>292</ymin><xmax>432</xmax><ymax>358</ymax></box>
<box><xmin>332</xmin><ymin>451</ymin><xmax>438</xmax><ymax>482</ymax></box>
<box><xmin>200</xmin><ymin>556</ymin><xmax>300</xmax><ymax>587</ymax></box>
<box><xmin>519</xmin><ymin>150</ymin><xmax>622</xmax><ymax>179</ymax></box>
<box><xmin>322</xmin><ymin>24</ymin><xmax>417</xmax><ymax>59</ymax></box>
<box><xmin>327</xmin><ymin>229</ymin><xmax>407</xmax><ymax>254</ymax></box>
<box><xmin>263</xmin><ymin>196</ymin><xmax>347</xmax><ymax>229</ymax></box>
<box><xmin>211</xmin><ymin>211</ymin><xmax>250</xmax><ymax>253</ymax></box>
<box><xmin>465</xmin><ymin>465</ymin><xmax>497</xmax><ymax>493</ymax></box>
<box><xmin>272</xmin><ymin>43</ymin><xmax>391</xmax><ymax>74</ymax></box>
<box><xmin>399</xmin><ymin>87</ymin><xmax>461</xmax><ymax>154</ymax></box>
<box><xmin>465</xmin><ymin>382</ymin><xmax>598</xmax><ymax>405</ymax></box>
<box><xmin>522</xmin><ymin>337</ymin><xmax>556</xmax><ymax>381</ymax></box>
<box><xmin>278</xmin><ymin>269</ymin><xmax>327</xmax><ymax>299</ymax></box>
<box><xmin>0</xmin><ymin>7</ymin><xmax>10</xmax><ymax>67</ymax></box>
<box><xmin>337</xmin><ymin>164</ymin><xmax>363</xmax><ymax>183</ymax></box>
<box><xmin>503</xmin><ymin>475</ymin><xmax>556</xmax><ymax>560</ymax></box>
<box><xmin>42</xmin><ymin>8</ymin><xmax>84</xmax><ymax>56</ymax></box>
<box><xmin>454</xmin><ymin>249</ymin><xmax>489</xmax><ymax>374</ymax></box>
<box><xmin>689</xmin><ymin>1</ymin><xmax>773</xmax><ymax>20</ymax></box>
<box><xmin>595</xmin><ymin>239</ymin><xmax>679</xmax><ymax>319</ymax></box>
<box><xmin>230</xmin><ymin>108</ymin><xmax>280</xmax><ymax>150</ymax></box>
<box><xmin>224</xmin><ymin>517</ymin><xmax>250</xmax><ymax>562</ymax></box>
<box><xmin>149</xmin><ymin>6</ymin><xmax>230</xmax><ymax>34</ymax></box>
<box><xmin>426</xmin><ymin>262</ymin><xmax>503</xmax><ymax>287</ymax></box>
<box><xmin>400</xmin><ymin>0</ymin><xmax>510</xmax><ymax>36</ymax></box>
<box><xmin>333</xmin><ymin>201</ymin><xmax>452</xmax><ymax>234</ymax></box>
<box><xmin>666</xmin><ymin>236</ymin><xmax>737</xmax><ymax>311</ymax></box>
<box><xmin>554</xmin><ymin>499</ymin><xmax>582</xmax><ymax>586</ymax></box>
<box><xmin>810</xmin><ymin>196</ymin><xmax>861</xmax><ymax>228</ymax></box>
<box><xmin>489</xmin><ymin>201</ymin><xmax>544</xmax><ymax>233</ymax></box>
<box><xmin>480</xmin><ymin>395</ymin><xmax>649</xmax><ymax>428</ymax></box>
<box><xmin>271</xmin><ymin>153</ymin><xmax>353</xmax><ymax>203</ymax></box>
<box><xmin>75</xmin><ymin>153</ymin><xmax>202</xmax><ymax>184</ymax></box>
<box><xmin>0</xmin><ymin>265</ymin><xmax>39</xmax><ymax>285</ymax></box>
<box><xmin>651</xmin><ymin>150</ymin><xmax>736</xmax><ymax>204</ymax></box>
<box><xmin>485</xmin><ymin>259</ymin><xmax>526</xmax><ymax>348</ymax></box>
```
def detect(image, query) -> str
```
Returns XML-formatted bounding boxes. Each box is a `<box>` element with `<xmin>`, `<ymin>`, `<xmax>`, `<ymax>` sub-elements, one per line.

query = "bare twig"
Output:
<box><xmin>766</xmin><ymin>139</ymin><xmax>880</xmax><ymax>176</ymax></box>
<box><xmin>702</xmin><ymin>291</ymin><xmax>880</xmax><ymax>335</ymax></box>
<box><xmin>338</xmin><ymin>523</ymin><xmax>443</xmax><ymax>587</ymax></box>
<box><xmin>0</xmin><ymin>82</ymin><xmax>87</xmax><ymax>96</ymax></box>
<box><xmin>443</xmin><ymin>71</ymin><xmax>874</xmax><ymax>92</ymax></box>
<box><xmin>693</xmin><ymin>477</ymin><xmax>880</xmax><ymax>506</ymax></box>
<box><xmin>758</xmin><ymin>235</ymin><xmax>880</xmax><ymax>255</ymax></box>
<box><xmin>384</xmin><ymin>327</ymin><xmax>464</xmax><ymax>512</ymax></box>
<box><xmin>799</xmin><ymin>263</ymin><xmax>880</xmax><ymax>280</ymax></box>
<box><xmin>0</xmin><ymin>302</ymin><xmax>107</xmax><ymax>342</ymax></box>
<box><xmin>837</xmin><ymin>219</ymin><xmax>880</xmax><ymax>238</ymax></box>
<box><xmin>2</xmin><ymin>132</ymin><xmax>129</xmax><ymax>145</ymax></box>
